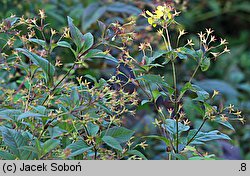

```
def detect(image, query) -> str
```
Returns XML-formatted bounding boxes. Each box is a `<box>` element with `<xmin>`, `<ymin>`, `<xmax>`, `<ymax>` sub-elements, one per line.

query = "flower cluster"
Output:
<box><xmin>197</xmin><ymin>28</ymin><xmax>230</xmax><ymax>58</ymax></box>
<box><xmin>142</xmin><ymin>5</ymin><xmax>180</xmax><ymax>27</ymax></box>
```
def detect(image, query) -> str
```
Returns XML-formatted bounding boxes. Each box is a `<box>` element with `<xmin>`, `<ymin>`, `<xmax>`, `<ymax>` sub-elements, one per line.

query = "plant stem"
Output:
<box><xmin>165</xmin><ymin>26</ymin><xmax>179</xmax><ymax>154</ymax></box>
<box><xmin>186</xmin><ymin>117</ymin><xmax>208</xmax><ymax>146</ymax></box>
<box><xmin>171</xmin><ymin>61</ymin><xmax>179</xmax><ymax>153</ymax></box>
<box><xmin>147</xmin><ymin>82</ymin><xmax>177</xmax><ymax>153</ymax></box>
<box><xmin>42</xmin><ymin>62</ymin><xmax>76</xmax><ymax>105</ymax></box>
<box><xmin>41</xmin><ymin>41</ymin><xmax>102</xmax><ymax>106</ymax></box>
<box><xmin>188</xmin><ymin>60</ymin><xmax>202</xmax><ymax>84</ymax></box>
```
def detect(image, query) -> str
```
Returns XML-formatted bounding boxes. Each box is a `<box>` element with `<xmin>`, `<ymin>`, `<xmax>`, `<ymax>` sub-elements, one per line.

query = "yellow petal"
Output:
<box><xmin>146</xmin><ymin>10</ymin><xmax>153</xmax><ymax>17</ymax></box>
<box><xmin>167</xmin><ymin>12</ymin><xmax>172</xmax><ymax>20</ymax></box>
<box><xmin>147</xmin><ymin>17</ymin><xmax>153</xmax><ymax>25</ymax></box>
<box><xmin>157</xmin><ymin>6</ymin><xmax>164</xmax><ymax>11</ymax></box>
<box><xmin>155</xmin><ymin>9</ymin><xmax>164</xmax><ymax>18</ymax></box>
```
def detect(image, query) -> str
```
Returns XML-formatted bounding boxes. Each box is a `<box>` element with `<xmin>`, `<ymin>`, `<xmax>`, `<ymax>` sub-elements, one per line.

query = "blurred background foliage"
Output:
<box><xmin>0</xmin><ymin>0</ymin><xmax>249</xmax><ymax>159</ymax></box>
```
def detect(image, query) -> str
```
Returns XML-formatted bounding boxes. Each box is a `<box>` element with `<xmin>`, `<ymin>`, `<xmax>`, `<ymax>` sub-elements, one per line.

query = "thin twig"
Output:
<box><xmin>186</xmin><ymin>117</ymin><xmax>208</xmax><ymax>146</ymax></box>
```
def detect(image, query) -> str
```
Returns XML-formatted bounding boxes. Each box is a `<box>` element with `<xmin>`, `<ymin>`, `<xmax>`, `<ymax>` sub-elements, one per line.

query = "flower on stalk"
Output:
<box><xmin>144</xmin><ymin>5</ymin><xmax>174</xmax><ymax>27</ymax></box>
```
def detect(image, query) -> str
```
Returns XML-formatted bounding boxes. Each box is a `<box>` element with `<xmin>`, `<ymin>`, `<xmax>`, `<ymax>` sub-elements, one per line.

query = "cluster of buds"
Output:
<box><xmin>205</xmin><ymin>102</ymin><xmax>245</xmax><ymax>124</ymax></box>
<box><xmin>110</xmin><ymin>19</ymin><xmax>136</xmax><ymax>45</ymax></box>
<box><xmin>197</xmin><ymin>28</ymin><xmax>230</xmax><ymax>58</ymax></box>
<box><xmin>76</xmin><ymin>76</ymin><xmax>138</xmax><ymax>124</ymax></box>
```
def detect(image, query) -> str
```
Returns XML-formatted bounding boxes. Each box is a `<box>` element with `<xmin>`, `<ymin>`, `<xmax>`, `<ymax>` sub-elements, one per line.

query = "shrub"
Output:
<box><xmin>0</xmin><ymin>5</ymin><xmax>244</xmax><ymax>160</ymax></box>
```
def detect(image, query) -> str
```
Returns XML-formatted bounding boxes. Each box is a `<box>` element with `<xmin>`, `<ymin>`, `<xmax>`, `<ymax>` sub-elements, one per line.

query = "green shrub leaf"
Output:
<box><xmin>0</xmin><ymin>151</ymin><xmax>16</xmax><ymax>160</ymax></box>
<box><xmin>42</xmin><ymin>139</ymin><xmax>60</xmax><ymax>155</ymax></box>
<box><xmin>15</xmin><ymin>48</ymin><xmax>55</xmax><ymax>85</ymax></box>
<box><xmin>67</xmin><ymin>16</ymin><xmax>85</xmax><ymax>52</ymax></box>
<box><xmin>29</xmin><ymin>38</ymin><xmax>46</xmax><ymax>48</ymax></box>
<box><xmin>102</xmin><ymin>136</ymin><xmax>122</xmax><ymax>151</ymax></box>
<box><xmin>201</xmin><ymin>57</ymin><xmax>210</xmax><ymax>71</ymax></box>
<box><xmin>66</xmin><ymin>140</ymin><xmax>93</xmax><ymax>157</ymax></box>
<box><xmin>86</xmin><ymin>122</ymin><xmax>99</xmax><ymax>136</ymax></box>
<box><xmin>187</xmin><ymin>130</ymin><xmax>231</xmax><ymax>145</ymax></box>
<box><xmin>164</xmin><ymin>119</ymin><xmax>190</xmax><ymax>135</ymax></box>
<box><xmin>1</xmin><ymin>127</ymin><xmax>28</xmax><ymax>159</ymax></box>
<box><xmin>145</xmin><ymin>135</ymin><xmax>170</xmax><ymax>146</ymax></box>
<box><xmin>125</xmin><ymin>150</ymin><xmax>147</xmax><ymax>160</ymax></box>
<box><xmin>84</xmin><ymin>49</ymin><xmax>118</xmax><ymax>63</ymax></box>
<box><xmin>103</xmin><ymin>127</ymin><xmax>134</xmax><ymax>143</ymax></box>
<box><xmin>17</xmin><ymin>111</ymin><xmax>44</xmax><ymax>121</ymax></box>
<box><xmin>68</xmin><ymin>16</ymin><xmax>94</xmax><ymax>53</ymax></box>
<box><xmin>214</xmin><ymin>116</ymin><xmax>235</xmax><ymax>131</ymax></box>
<box><xmin>81</xmin><ymin>32</ymin><xmax>94</xmax><ymax>53</ymax></box>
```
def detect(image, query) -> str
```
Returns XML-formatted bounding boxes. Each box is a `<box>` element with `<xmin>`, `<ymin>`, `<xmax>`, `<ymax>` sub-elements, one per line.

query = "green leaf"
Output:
<box><xmin>42</xmin><ymin>139</ymin><xmax>60</xmax><ymax>155</ymax></box>
<box><xmin>67</xmin><ymin>16</ymin><xmax>85</xmax><ymax>52</ymax></box>
<box><xmin>104</xmin><ymin>127</ymin><xmax>134</xmax><ymax>143</ymax></box>
<box><xmin>141</xmin><ymin>99</ymin><xmax>150</xmax><ymax>105</ymax></box>
<box><xmin>174</xmin><ymin>153</ymin><xmax>187</xmax><ymax>160</ymax></box>
<box><xmin>189</xmin><ymin>84</ymin><xmax>210</xmax><ymax>102</ymax></box>
<box><xmin>201</xmin><ymin>57</ymin><xmax>210</xmax><ymax>71</ymax></box>
<box><xmin>81</xmin><ymin>32</ymin><xmax>94</xmax><ymax>53</ymax></box>
<box><xmin>48</xmin><ymin>126</ymin><xmax>67</xmax><ymax>138</ymax></box>
<box><xmin>214</xmin><ymin>116</ymin><xmax>235</xmax><ymax>131</ymax></box>
<box><xmin>66</xmin><ymin>140</ymin><xmax>93</xmax><ymax>157</ymax></box>
<box><xmin>146</xmin><ymin>50</ymin><xmax>167</xmax><ymax>64</ymax></box>
<box><xmin>193</xmin><ymin>90</ymin><xmax>210</xmax><ymax>102</ymax></box>
<box><xmin>15</xmin><ymin>48</ymin><xmax>55</xmax><ymax>85</ymax></box>
<box><xmin>125</xmin><ymin>150</ymin><xmax>147</xmax><ymax>160</ymax></box>
<box><xmin>0</xmin><ymin>109</ymin><xmax>21</xmax><ymax>120</ymax></box>
<box><xmin>144</xmin><ymin>135</ymin><xmax>170</xmax><ymax>146</ymax></box>
<box><xmin>177</xmin><ymin>47</ymin><xmax>201</xmax><ymax>60</ymax></box>
<box><xmin>31</xmin><ymin>105</ymin><xmax>46</xmax><ymax>115</ymax></box>
<box><xmin>0</xmin><ymin>151</ymin><xmax>16</xmax><ymax>160</ymax></box>
<box><xmin>181</xmin><ymin>82</ymin><xmax>209</xmax><ymax>102</ymax></box>
<box><xmin>29</xmin><ymin>38</ymin><xmax>46</xmax><ymax>48</ymax></box>
<box><xmin>84</xmin><ymin>49</ymin><xmax>118</xmax><ymax>63</ymax></box>
<box><xmin>187</xmin><ymin>130</ymin><xmax>231</xmax><ymax>145</ymax></box>
<box><xmin>177</xmin><ymin>52</ymin><xmax>188</xmax><ymax>60</ymax></box>
<box><xmin>102</xmin><ymin>136</ymin><xmax>122</xmax><ymax>151</ymax></box>
<box><xmin>86</xmin><ymin>122</ymin><xmax>99</xmax><ymax>136</ymax></box>
<box><xmin>70</xmin><ymin>87</ymin><xmax>79</xmax><ymax>105</ymax></box>
<box><xmin>55</xmin><ymin>41</ymin><xmax>76</xmax><ymax>56</ymax></box>
<box><xmin>0</xmin><ymin>113</ymin><xmax>12</xmax><ymax>121</ymax></box>
<box><xmin>180</xmin><ymin>82</ymin><xmax>192</xmax><ymax>96</ymax></box>
<box><xmin>164</xmin><ymin>119</ymin><xmax>190</xmax><ymax>135</ymax></box>
<box><xmin>17</xmin><ymin>111</ymin><xmax>44</xmax><ymax>121</ymax></box>
<box><xmin>85</xmin><ymin>74</ymin><xmax>97</xmax><ymax>84</ymax></box>
<box><xmin>137</xmin><ymin>74</ymin><xmax>169</xmax><ymax>88</ymax></box>
<box><xmin>19</xmin><ymin>146</ymin><xmax>37</xmax><ymax>154</ymax></box>
<box><xmin>56</xmin><ymin>41</ymin><xmax>72</xmax><ymax>48</ymax></box>
<box><xmin>35</xmin><ymin>138</ymin><xmax>42</xmax><ymax>157</ymax></box>
<box><xmin>152</xmin><ymin>89</ymin><xmax>161</xmax><ymax>102</ymax></box>
<box><xmin>1</xmin><ymin>127</ymin><xmax>28</xmax><ymax>159</ymax></box>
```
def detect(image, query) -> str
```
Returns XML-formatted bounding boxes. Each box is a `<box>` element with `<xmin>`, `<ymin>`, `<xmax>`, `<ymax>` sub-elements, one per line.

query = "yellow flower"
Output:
<box><xmin>212</xmin><ymin>90</ymin><xmax>219</xmax><ymax>98</ymax></box>
<box><xmin>233</xmin><ymin>110</ymin><xmax>242</xmax><ymax>118</ymax></box>
<box><xmin>145</xmin><ymin>5</ymin><xmax>174</xmax><ymax>27</ymax></box>
<box><xmin>38</xmin><ymin>9</ymin><xmax>46</xmax><ymax>19</ymax></box>
<box><xmin>155</xmin><ymin>6</ymin><xmax>164</xmax><ymax>18</ymax></box>
<box><xmin>157</xmin><ymin>6</ymin><xmax>165</xmax><ymax>12</ymax></box>
<box><xmin>187</xmin><ymin>39</ymin><xmax>194</xmax><ymax>46</ymax></box>
<box><xmin>220</xmin><ymin>114</ymin><xmax>228</xmax><ymax>122</ymax></box>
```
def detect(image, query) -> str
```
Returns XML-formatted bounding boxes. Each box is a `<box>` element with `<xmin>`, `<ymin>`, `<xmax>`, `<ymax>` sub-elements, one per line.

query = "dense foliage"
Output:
<box><xmin>0</xmin><ymin>0</ymin><xmax>249</xmax><ymax>160</ymax></box>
